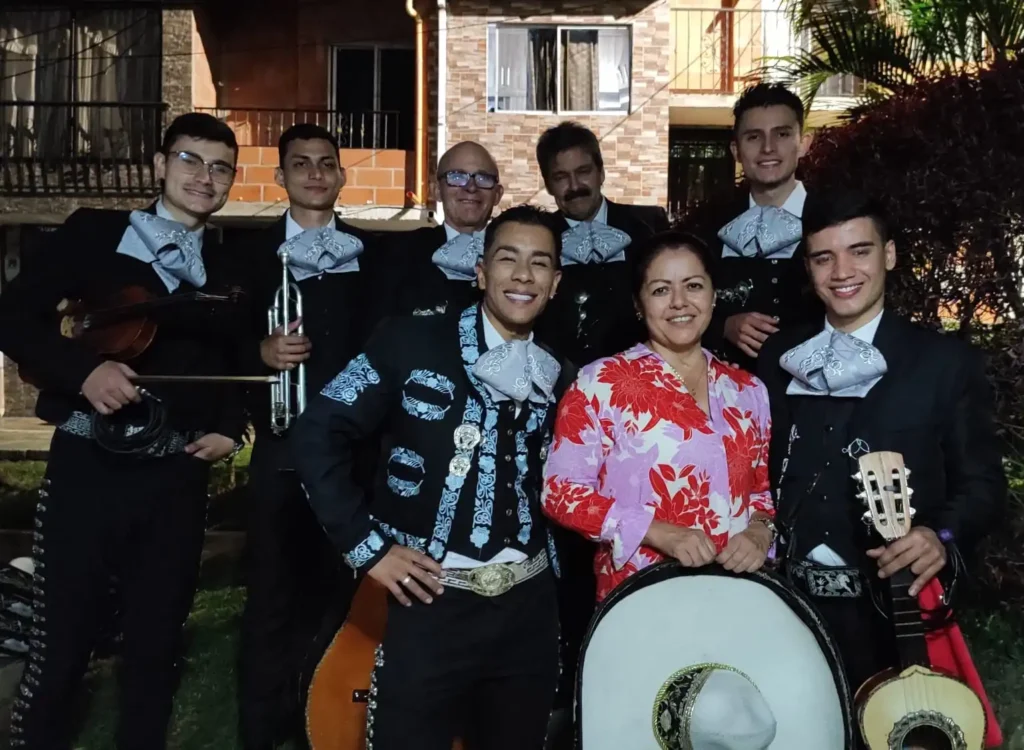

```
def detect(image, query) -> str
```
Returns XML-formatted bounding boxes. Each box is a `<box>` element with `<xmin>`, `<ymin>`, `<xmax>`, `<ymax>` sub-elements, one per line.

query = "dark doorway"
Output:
<box><xmin>668</xmin><ymin>128</ymin><xmax>736</xmax><ymax>222</ymax></box>
<box><xmin>332</xmin><ymin>45</ymin><xmax>414</xmax><ymax>150</ymax></box>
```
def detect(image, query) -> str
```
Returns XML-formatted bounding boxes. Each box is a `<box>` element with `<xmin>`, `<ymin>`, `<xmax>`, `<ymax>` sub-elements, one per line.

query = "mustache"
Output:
<box><xmin>564</xmin><ymin>187</ymin><xmax>592</xmax><ymax>201</ymax></box>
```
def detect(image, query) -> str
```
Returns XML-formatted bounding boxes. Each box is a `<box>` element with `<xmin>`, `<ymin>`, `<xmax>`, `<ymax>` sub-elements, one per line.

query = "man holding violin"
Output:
<box><xmin>0</xmin><ymin>112</ymin><xmax>247</xmax><ymax>749</ymax></box>
<box><xmin>230</xmin><ymin>123</ymin><xmax>383</xmax><ymax>750</ymax></box>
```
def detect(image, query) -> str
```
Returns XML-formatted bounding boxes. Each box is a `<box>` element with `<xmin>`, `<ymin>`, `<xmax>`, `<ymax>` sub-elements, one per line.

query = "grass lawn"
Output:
<box><xmin>2</xmin><ymin>453</ymin><xmax>1022</xmax><ymax>748</ymax></box>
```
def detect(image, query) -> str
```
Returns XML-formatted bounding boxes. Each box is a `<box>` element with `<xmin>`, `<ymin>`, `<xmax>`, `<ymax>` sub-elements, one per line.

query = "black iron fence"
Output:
<box><xmin>196</xmin><ymin>107</ymin><xmax>405</xmax><ymax>150</ymax></box>
<box><xmin>0</xmin><ymin>100</ymin><xmax>167</xmax><ymax>197</ymax></box>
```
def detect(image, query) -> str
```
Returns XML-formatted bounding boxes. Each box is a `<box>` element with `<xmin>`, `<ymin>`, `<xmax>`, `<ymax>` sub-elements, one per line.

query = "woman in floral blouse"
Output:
<box><xmin>542</xmin><ymin>231</ymin><xmax>776</xmax><ymax>601</ymax></box>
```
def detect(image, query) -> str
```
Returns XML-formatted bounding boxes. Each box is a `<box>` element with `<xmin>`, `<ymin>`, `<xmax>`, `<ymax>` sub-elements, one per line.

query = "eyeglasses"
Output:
<box><xmin>442</xmin><ymin>170</ymin><xmax>498</xmax><ymax>190</ymax></box>
<box><xmin>168</xmin><ymin>150</ymin><xmax>237</xmax><ymax>185</ymax></box>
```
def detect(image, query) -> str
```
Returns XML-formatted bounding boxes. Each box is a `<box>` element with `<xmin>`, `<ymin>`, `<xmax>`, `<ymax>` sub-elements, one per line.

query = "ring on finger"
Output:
<box><xmin>402</xmin><ymin>575</ymin><xmax>412</xmax><ymax>585</ymax></box>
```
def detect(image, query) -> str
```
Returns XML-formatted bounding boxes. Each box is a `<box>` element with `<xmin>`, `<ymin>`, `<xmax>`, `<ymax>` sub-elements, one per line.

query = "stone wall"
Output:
<box><xmin>441</xmin><ymin>0</ymin><xmax>671</xmax><ymax>210</ymax></box>
<box><xmin>162</xmin><ymin>10</ymin><xmax>195</xmax><ymax>123</ymax></box>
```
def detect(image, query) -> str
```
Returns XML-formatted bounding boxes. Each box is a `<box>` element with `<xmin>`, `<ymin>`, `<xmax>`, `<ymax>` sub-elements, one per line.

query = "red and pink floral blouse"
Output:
<box><xmin>541</xmin><ymin>344</ymin><xmax>774</xmax><ymax>601</ymax></box>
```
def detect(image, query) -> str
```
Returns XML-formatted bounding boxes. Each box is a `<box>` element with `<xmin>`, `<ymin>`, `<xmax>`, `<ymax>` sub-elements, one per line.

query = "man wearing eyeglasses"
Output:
<box><xmin>0</xmin><ymin>112</ymin><xmax>246</xmax><ymax>749</ymax></box>
<box><xmin>375</xmin><ymin>141</ymin><xmax>504</xmax><ymax>321</ymax></box>
<box><xmin>229</xmin><ymin>123</ymin><xmax>383</xmax><ymax>750</ymax></box>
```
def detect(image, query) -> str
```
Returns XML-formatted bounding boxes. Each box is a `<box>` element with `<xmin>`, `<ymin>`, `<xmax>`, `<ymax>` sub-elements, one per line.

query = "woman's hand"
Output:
<box><xmin>644</xmin><ymin>521</ymin><xmax>717</xmax><ymax>567</ymax></box>
<box><xmin>716</xmin><ymin>522</ymin><xmax>772</xmax><ymax>573</ymax></box>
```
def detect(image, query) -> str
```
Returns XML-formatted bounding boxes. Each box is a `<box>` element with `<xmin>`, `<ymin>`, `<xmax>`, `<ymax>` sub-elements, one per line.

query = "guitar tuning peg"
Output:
<box><xmin>855</xmin><ymin>490</ymin><xmax>867</xmax><ymax>503</ymax></box>
<box><xmin>909</xmin><ymin>507</ymin><xmax>917</xmax><ymax>518</ymax></box>
<box><xmin>852</xmin><ymin>472</ymin><xmax>862</xmax><ymax>482</ymax></box>
<box><xmin>860</xmin><ymin>511</ymin><xmax>874</xmax><ymax>525</ymax></box>
<box><xmin>905</xmin><ymin>468</ymin><xmax>911</xmax><ymax>477</ymax></box>
<box><xmin>906</xmin><ymin>487</ymin><xmax>914</xmax><ymax>497</ymax></box>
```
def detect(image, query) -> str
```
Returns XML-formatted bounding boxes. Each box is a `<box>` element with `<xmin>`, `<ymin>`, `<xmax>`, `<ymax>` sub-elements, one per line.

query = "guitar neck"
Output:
<box><xmin>889</xmin><ymin>567</ymin><xmax>930</xmax><ymax>670</ymax></box>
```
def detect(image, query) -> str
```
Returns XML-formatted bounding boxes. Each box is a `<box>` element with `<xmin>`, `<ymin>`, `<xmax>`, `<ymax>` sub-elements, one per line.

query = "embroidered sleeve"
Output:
<box><xmin>542</xmin><ymin>373</ymin><xmax>654</xmax><ymax>569</ymax></box>
<box><xmin>290</xmin><ymin>320</ymin><xmax>400</xmax><ymax>571</ymax></box>
<box><xmin>749</xmin><ymin>379</ymin><xmax>774</xmax><ymax>518</ymax></box>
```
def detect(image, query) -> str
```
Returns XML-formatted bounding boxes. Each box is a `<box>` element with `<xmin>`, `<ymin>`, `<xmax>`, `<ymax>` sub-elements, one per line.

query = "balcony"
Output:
<box><xmin>196</xmin><ymin>107</ymin><xmax>406</xmax><ymax>151</ymax></box>
<box><xmin>670</xmin><ymin>6</ymin><xmax>861</xmax><ymax>98</ymax></box>
<box><xmin>199</xmin><ymin>107</ymin><xmax>414</xmax><ymax>208</ymax></box>
<box><xmin>0</xmin><ymin>101</ymin><xmax>167</xmax><ymax>197</ymax></box>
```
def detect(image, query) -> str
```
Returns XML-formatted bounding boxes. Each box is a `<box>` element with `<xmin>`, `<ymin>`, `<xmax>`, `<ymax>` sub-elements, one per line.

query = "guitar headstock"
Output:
<box><xmin>853</xmin><ymin>451</ymin><xmax>915</xmax><ymax>543</ymax></box>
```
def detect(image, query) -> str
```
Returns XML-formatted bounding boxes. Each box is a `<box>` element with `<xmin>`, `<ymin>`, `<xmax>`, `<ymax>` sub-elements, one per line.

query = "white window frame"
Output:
<box><xmin>486</xmin><ymin>23</ymin><xmax>633</xmax><ymax>116</ymax></box>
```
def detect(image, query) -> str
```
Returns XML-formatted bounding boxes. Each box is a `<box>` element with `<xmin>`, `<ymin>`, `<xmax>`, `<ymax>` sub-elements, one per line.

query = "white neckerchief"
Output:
<box><xmin>805</xmin><ymin>307</ymin><xmax>884</xmax><ymax>568</ymax></box>
<box><xmin>156</xmin><ymin>198</ymin><xmax>205</xmax><ymax>243</ymax></box>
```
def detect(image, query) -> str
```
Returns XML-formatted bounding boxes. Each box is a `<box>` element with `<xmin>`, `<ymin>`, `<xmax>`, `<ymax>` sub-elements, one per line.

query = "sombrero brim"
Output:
<box><xmin>577</xmin><ymin>562</ymin><xmax>855</xmax><ymax>750</ymax></box>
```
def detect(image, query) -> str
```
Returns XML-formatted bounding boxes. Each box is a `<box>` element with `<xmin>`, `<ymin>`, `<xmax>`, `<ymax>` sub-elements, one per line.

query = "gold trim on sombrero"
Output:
<box><xmin>652</xmin><ymin>663</ymin><xmax>756</xmax><ymax>750</ymax></box>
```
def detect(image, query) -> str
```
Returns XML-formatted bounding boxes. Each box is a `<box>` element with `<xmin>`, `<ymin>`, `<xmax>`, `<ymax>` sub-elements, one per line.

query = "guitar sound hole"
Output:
<box><xmin>902</xmin><ymin>725</ymin><xmax>953</xmax><ymax>750</ymax></box>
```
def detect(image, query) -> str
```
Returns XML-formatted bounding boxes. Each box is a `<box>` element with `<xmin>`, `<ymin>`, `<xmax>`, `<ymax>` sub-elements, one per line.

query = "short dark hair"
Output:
<box><xmin>160</xmin><ymin>112</ymin><xmax>238</xmax><ymax>160</ymax></box>
<box><xmin>733</xmin><ymin>83</ymin><xmax>805</xmax><ymax>134</ymax></box>
<box><xmin>483</xmin><ymin>204</ymin><xmax>563</xmax><ymax>268</ymax></box>
<box><xmin>631</xmin><ymin>231</ymin><xmax>717</xmax><ymax>302</ymax></box>
<box><xmin>278</xmin><ymin>123</ymin><xmax>340</xmax><ymax>165</ymax></box>
<box><xmin>535</xmin><ymin>122</ymin><xmax>604</xmax><ymax>184</ymax></box>
<box><xmin>802</xmin><ymin>187</ymin><xmax>891</xmax><ymax>246</ymax></box>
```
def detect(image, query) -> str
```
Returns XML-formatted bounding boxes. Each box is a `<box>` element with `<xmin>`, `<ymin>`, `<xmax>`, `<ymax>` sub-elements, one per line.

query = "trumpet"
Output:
<box><xmin>268</xmin><ymin>248</ymin><xmax>306</xmax><ymax>434</ymax></box>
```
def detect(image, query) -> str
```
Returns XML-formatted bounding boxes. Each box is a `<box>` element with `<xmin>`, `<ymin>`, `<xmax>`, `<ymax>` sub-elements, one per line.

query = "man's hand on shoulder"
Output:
<box><xmin>724</xmin><ymin>313</ymin><xmax>779</xmax><ymax>359</ymax></box>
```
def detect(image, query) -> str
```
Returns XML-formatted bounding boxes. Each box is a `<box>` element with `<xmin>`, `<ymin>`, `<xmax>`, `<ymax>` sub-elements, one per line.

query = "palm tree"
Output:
<box><xmin>768</xmin><ymin>0</ymin><xmax>1024</xmax><ymax>110</ymax></box>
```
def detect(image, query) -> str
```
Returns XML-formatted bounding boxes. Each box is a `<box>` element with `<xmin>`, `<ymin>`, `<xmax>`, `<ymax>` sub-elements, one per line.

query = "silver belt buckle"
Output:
<box><xmin>468</xmin><ymin>562</ymin><xmax>516</xmax><ymax>597</ymax></box>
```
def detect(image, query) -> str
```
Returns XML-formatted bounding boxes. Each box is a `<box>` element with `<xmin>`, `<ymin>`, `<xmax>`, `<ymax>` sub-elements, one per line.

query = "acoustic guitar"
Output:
<box><xmin>304</xmin><ymin>576</ymin><xmax>463</xmax><ymax>750</ymax></box>
<box><xmin>853</xmin><ymin>451</ymin><xmax>987</xmax><ymax>750</ymax></box>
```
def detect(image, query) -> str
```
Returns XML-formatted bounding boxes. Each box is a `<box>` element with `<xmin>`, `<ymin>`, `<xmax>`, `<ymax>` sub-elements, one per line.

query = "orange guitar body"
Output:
<box><xmin>304</xmin><ymin>577</ymin><xmax>463</xmax><ymax>750</ymax></box>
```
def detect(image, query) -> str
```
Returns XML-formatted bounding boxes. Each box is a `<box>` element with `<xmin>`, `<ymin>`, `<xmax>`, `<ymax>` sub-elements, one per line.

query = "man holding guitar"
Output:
<box><xmin>757</xmin><ymin>188</ymin><xmax>1005</xmax><ymax>739</ymax></box>
<box><xmin>0</xmin><ymin>113</ymin><xmax>247</xmax><ymax>748</ymax></box>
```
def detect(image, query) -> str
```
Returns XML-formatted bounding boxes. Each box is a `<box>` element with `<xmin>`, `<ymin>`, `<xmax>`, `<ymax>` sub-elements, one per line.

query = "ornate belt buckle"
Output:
<box><xmin>468</xmin><ymin>563</ymin><xmax>515</xmax><ymax>597</ymax></box>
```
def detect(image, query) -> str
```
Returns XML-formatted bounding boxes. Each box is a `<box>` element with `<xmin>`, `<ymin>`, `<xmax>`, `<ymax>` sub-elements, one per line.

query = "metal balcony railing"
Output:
<box><xmin>196</xmin><ymin>107</ymin><xmax>405</xmax><ymax>150</ymax></box>
<box><xmin>0</xmin><ymin>100</ymin><xmax>167</xmax><ymax>197</ymax></box>
<box><xmin>670</xmin><ymin>7</ymin><xmax>861</xmax><ymax>97</ymax></box>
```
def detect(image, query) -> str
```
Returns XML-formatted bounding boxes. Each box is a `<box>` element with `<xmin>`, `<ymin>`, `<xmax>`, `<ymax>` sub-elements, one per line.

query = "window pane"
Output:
<box><xmin>560</xmin><ymin>27</ymin><xmax>630</xmax><ymax>113</ymax></box>
<box><xmin>490</xmin><ymin>26</ymin><xmax>555</xmax><ymax>112</ymax></box>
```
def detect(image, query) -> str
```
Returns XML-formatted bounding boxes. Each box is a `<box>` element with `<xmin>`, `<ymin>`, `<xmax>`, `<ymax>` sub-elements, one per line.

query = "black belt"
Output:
<box><xmin>786</xmin><ymin>558</ymin><xmax>864</xmax><ymax>598</ymax></box>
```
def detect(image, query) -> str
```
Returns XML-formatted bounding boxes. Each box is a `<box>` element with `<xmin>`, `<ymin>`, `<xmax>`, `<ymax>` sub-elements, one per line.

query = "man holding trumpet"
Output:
<box><xmin>231</xmin><ymin>123</ymin><xmax>384</xmax><ymax>750</ymax></box>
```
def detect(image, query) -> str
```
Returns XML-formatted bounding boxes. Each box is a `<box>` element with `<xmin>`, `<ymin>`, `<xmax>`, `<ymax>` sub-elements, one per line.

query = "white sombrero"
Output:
<box><xmin>578</xmin><ymin>562</ymin><xmax>854</xmax><ymax>750</ymax></box>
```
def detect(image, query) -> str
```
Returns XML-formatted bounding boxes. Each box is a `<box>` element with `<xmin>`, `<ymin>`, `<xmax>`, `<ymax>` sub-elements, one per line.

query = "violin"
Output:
<box><xmin>19</xmin><ymin>285</ymin><xmax>244</xmax><ymax>389</ymax></box>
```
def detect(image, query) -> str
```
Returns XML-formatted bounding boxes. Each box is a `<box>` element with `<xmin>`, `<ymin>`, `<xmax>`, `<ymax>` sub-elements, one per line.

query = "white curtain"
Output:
<box><xmin>494</xmin><ymin>26</ymin><xmax>530</xmax><ymax>111</ymax></box>
<box><xmin>597</xmin><ymin>28</ymin><xmax>630</xmax><ymax>111</ymax></box>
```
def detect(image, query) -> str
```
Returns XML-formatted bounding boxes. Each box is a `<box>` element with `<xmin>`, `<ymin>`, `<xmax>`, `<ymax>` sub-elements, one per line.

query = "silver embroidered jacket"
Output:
<box><xmin>289</xmin><ymin>305</ymin><xmax>576</xmax><ymax>572</ymax></box>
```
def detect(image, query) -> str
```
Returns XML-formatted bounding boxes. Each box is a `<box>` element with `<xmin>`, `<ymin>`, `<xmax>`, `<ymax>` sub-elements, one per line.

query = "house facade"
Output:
<box><xmin>0</xmin><ymin>0</ymin><xmax>852</xmax><ymax>415</ymax></box>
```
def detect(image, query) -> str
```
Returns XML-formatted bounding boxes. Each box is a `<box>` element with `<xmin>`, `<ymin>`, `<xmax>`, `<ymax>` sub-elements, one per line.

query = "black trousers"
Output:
<box><xmin>368</xmin><ymin>571</ymin><xmax>561</xmax><ymax>750</ymax></box>
<box><xmin>238</xmin><ymin>436</ymin><xmax>352</xmax><ymax>750</ymax></box>
<box><xmin>10</xmin><ymin>430</ymin><xmax>209</xmax><ymax>750</ymax></box>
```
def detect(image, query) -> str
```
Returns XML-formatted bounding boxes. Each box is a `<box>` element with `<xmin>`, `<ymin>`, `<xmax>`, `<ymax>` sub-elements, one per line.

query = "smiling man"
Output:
<box><xmin>375</xmin><ymin>141</ymin><xmax>505</xmax><ymax>321</ymax></box>
<box><xmin>291</xmin><ymin>204</ymin><xmax>575</xmax><ymax>749</ymax></box>
<box><xmin>695</xmin><ymin>83</ymin><xmax>823</xmax><ymax>373</ymax></box>
<box><xmin>227</xmin><ymin>122</ymin><xmax>384</xmax><ymax>750</ymax></box>
<box><xmin>0</xmin><ymin>112</ymin><xmax>246</xmax><ymax>749</ymax></box>
<box><xmin>757</xmin><ymin>187</ymin><xmax>1005</xmax><ymax>709</ymax></box>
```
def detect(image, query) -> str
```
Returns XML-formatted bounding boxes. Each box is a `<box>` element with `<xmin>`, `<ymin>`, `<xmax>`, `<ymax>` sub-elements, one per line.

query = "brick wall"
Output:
<box><xmin>441</xmin><ymin>0</ymin><xmax>671</xmax><ymax>210</ymax></box>
<box><xmin>198</xmin><ymin>0</ymin><xmax>414</xmax><ymax>109</ymax></box>
<box><xmin>227</xmin><ymin>147</ymin><xmax>413</xmax><ymax>207</ymax></box>
<box><xmin>162</xmin><ymin>10</ymin><xmax>194</xmax><ymax>122</ymax></box>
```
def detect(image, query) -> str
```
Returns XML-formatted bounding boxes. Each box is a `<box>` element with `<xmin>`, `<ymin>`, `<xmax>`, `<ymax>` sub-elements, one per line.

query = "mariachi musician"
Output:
<box><xmin>230</xmin><ymin>123</ymin><xmax>383</xmax><ymax>750</ymax></box>
<box><xmin>374</xmin><ymin>141</ymin><xmax>503</xmax><ymax>319</ymax></box>
<box><xmin>0</xmin><ymin>113</ymin><xmax>248</xmax><ymax>749</ymax></box>
<box><xmin>531</xmin><ymin>121</ymin><xmax>670</xmax><ymax>742</ymax></box>
<box><xmin>685</xmin><ymin>83</ymin><xmax>823</xmax><ymax>373</ymax></box>
<box><xmin>292</xmin><ymin>205</ymin><xmax>574</xmax><ymax>749</ymax></box>
<box><xmin>758</xmin><ymin>187</ymin><xmax>1005</xmax><ymax>746</ymax></box>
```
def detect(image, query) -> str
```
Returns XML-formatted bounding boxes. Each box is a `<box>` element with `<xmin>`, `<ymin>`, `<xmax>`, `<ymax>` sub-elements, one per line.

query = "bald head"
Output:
<box><xmin>437</xmin><ymin>141</ymin><xmax>504</xmax><ymax>234</ymax></box>
<box><xmin>437</xmin><ymin>141</ymin><xmax>499</xmax><ymax>179</ymax></box>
